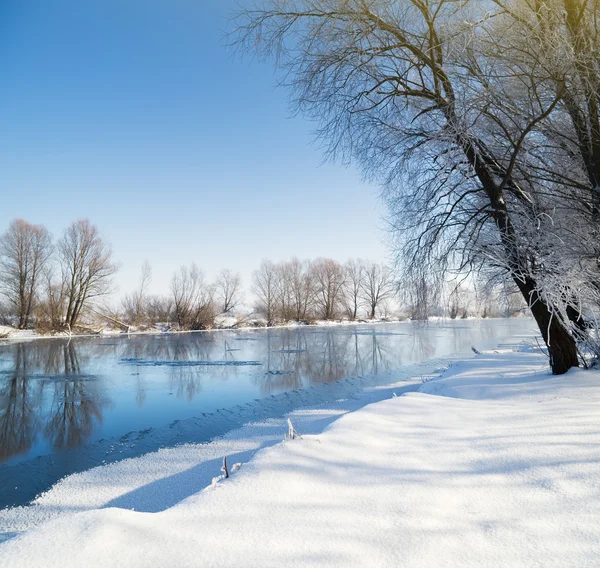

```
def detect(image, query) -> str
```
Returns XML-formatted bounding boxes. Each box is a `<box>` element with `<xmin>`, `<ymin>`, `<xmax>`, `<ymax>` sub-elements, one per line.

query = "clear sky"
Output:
<box><xmin>0</xmin><ymin>0</ymin><xmax>388</xmax><ymax>298</ymax></box>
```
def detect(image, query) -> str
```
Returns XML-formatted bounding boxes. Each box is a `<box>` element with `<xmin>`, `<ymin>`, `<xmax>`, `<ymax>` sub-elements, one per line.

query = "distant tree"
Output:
<box><xmin>58</xmin><ymin>219</ymin><xmax>118</xmax><ymax>330</ymax></box>
<box><xmin>448</xmin><ymin>288</ymin><xmax>460</xmax><ymax>320</ymax></box>
<box><xmin>171</xmin><ymin>263</ymin><xmax>215</xmax><ymax>330</ymax></box>
<box><xmin>215</xmin><ymin>269</ymin><xmax>242</xmax><ymax>313</ymax></box>
<box><xmin>286</xmin><ymin>258</ymin><xmax>315</xmax><ymax>321</ymax></box>
<box><xmin>122</xmin><ymin>261</ymin><xmax>152</xmax><ymax>326</ymax></box>
<box><xmin>273</xmin><ymin>261</ymin><xmax>292</xmax><ymax>321</ymax></box>
<box><xmin>472</xmin><ymin>277</ymin><xmax>496</xmax><ymax>319</ymax></box>
<box><xmin>37</xmin><ymin>265</ymin><xmax>67</xmax><ymax>330</ymax></box>
<box><xmin>401</xmin><ymin>268</ymin><xmax>442</xmax><ymax>322</ymax></box>
<box><xmin>0</xmin><ymin>219</ymin><xmax>52</xmax><ymax>329</ymax></box>
<box><xmin>447</xmin><ymin>284</ymin><xmax>473</xmax><ymax>320</ymax></box>
<box><xmin>343</xmin><ymin>259</ymin><xmax>365</xmax><ymax>320</ymax></box>
<box><xmin>360</xmin><ymin>263</ymin><xmax>395</xmax><ymax>319</ymax></box>
<box><xmin>146</xmin><ymin>295</ymin><xmax>173</xmax><ymax>325</ymax></box>
<box><xmin>0</xmin><ymin>301</ymin><xmax>10</xmax><ymax>326</ymax></box>
<box><xmin>311</xmin><ymin>258</ymin><xmax>346</xmax><ymax>320</ymax></box>
<box><xmin>252</xmin><ymin>260</ymin><xmax>278</xmax><ymax>326</ymax></box>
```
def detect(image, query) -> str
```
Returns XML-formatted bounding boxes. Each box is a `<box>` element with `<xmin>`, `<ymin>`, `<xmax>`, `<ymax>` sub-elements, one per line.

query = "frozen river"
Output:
<box><xmin>0</xmin><ymin>319</ymin><xmax>534</xmax><ymax>508</ymax></box>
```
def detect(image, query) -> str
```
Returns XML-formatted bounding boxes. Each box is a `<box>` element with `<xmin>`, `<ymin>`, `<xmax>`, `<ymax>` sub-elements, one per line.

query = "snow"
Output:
<box><xmin>0</xmin><ymin>317</ymin><xmax>407</xmax><ymax>343</ymax></box>
<box><xmin>1</xmin><ymin>343</ymin><xmax>600</xmax><ymax>567</ymax></box>
<box><xmin>0</xmin><ymin>365</ymin><xmax>431</xmax><ymax>538</ymax></box>
<box><xmin>0</xmin><ymin>325</ymin><xmax>38</xmax><ymax>340</ymax></box>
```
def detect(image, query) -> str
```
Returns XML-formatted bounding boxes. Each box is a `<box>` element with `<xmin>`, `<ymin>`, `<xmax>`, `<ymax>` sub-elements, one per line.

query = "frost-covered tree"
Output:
<box><xmin>232</xmin><ymin>0</ymin><xmax>600</xmax><ymax>373</ymax></box>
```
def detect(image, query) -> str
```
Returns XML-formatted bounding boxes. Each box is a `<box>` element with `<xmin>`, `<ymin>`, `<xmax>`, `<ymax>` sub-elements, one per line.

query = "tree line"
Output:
<box><xmin>232</xmin><ymin>0</ymin><xmax>600</xmax><ymax>373</ymax></box>
<box><xmin>251</xmin><ymin>258</ymin><xmax>397</xmax><ymax>325</ymax></box>
<box><xmin>0</xmin><ymin>217</ymin><xmax>519</xmax><ymax>333</ymax></box>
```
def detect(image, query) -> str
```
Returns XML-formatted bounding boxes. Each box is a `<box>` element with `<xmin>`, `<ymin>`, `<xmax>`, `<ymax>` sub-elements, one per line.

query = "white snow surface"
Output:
<box><xmin>2</xmin><ymin>347</ymin><xmax>600</xmax><ymax>567</ymax></box>
<box><xmin>0</xmin><ymin>325</ymin><xmax>38</xmax><ymax>340</ymax></box>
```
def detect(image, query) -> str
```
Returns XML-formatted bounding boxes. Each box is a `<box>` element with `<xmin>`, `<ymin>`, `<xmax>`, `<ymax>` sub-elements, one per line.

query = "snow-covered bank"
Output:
<box><xmin>0</xmin><ymin>325</ymin><xmax>38</xmax><ymax>341</ymax></box>
<box><xmin>0</xmin><ymin>316</ymin><xmax>526</xmax><ymax>344</ymax></box>
<box><xmin>0</xmin><ymin>319</ymin><xmax>399</xmax><ymax>343</ymax></box>
<box><xmin>2</xmin><ymin>344</ymin><xmax>599</xmax><ymax>567</ymax></box>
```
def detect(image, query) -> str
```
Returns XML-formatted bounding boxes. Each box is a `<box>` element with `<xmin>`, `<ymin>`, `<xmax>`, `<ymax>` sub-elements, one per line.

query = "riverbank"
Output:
<box><xmin>2</xmin><ymin>337</ymin><xmax>598</xmax><ymax>566</ymax></box>
<box><xmin>0</xmin><ymin>319</ymin><xmax>398</xmax><ymax>343</ymax></box>
<box><xmin>0</xmin><ymin>319</ymin><xmax>532</xmax><ymax>510</ymax></box>
<box><xmin>0</xmin><ymin>315</ymin><xmax>522</xmax><ymax>344</ymax></box>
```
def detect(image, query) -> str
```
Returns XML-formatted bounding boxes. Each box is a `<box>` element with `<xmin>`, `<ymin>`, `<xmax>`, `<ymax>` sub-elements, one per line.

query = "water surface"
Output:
<box><xmin>0</xmin><ymin>319</ymin><xmax>534</xmax><ymax>507</ymax></box>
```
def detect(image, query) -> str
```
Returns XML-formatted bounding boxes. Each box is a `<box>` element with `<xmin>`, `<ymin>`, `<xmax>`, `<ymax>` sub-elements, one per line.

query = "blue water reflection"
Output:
<box><xmin>0</xmin><ymin>319</ymin><xmax>534</xmax><ymax>507</ymax></box>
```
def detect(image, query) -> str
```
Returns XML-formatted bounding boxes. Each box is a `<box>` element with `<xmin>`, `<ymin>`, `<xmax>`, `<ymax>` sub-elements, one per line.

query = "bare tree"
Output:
<box><xmin>0</xmin><ymin>301</ymin><xmax>10</xmax><ymax>326</ymax></box>
<box><xmin>233</xmin><ymin>0</ymin><xmax>588</xmax><ymax>373</ymax></box>
<box><xmin>360</xmin><ymin>262</ymin><xmax>395</xmax><ymax>319</ymax></box>
<box><xmin>0</xmin><ymin>219</ymin><xmax>52</xmax><ymax>329</ymax></box>
<box><xmin>171</xmin><ymin>263</ymin><xmax>215</xmax><ymax>330</ymax></box>
<box><xmin>37</xmin><ymin>264</ymin><xmax>67</xmax><ymax>330</ymax></box>
<box><xmin>489</xmin><ymin>0</ymin><xmax>600</xmax><ymax>356</ymax></box>
<box><xmin>273</xmin><ymin>261</ymin><xmax>292</xmax><ymax>321</ymax></box>
<box><xmin>447</xmin><ymin>284</ymin><xmax>473</xmax><ymax>320</ymax></box>
<box><xmin>58</xmin><ymin>219</ymin><xmax>118</xmax><ymax>330</ymax></box>
<box><xmin>343</xmin><ymin>259</ymin><xmax>365</xmax><ymax>320</ymax></box>
<box><xmin>215</xmin><ymin>269</ymin><xmax>242</xmax><ymax>313</ymax></box>
<box><xmin>253</xmin><ymin>260</ymin><xmax>278</xmax><ymax>326</ymax></box>
<box><xmin>448</xmin><ymin>287</ymin><xmax>462</xmax><ymax>320</ymax></box>
<box><xmin>122</xmin><ymin>261</ymin><xmax>152</xmax><ymax>326</ymax></box>
<box><xmin>400</xmin><ymin>267</ymin><xmax>442</xmax><ymax>322</ymax></box>
<box><xmin>285</xmin><ymin>258</ymin><xmax>315</xmax><ymax>321</ymax></box>
<box><xmin>146</xmin><ymin>295</ymin><xmax>173</xmax><ymax>326</ymax></box>
<box><xmin>311</xmin><ymin>258</ymin><xmax>346</xmax><ymax>320</ymax></box>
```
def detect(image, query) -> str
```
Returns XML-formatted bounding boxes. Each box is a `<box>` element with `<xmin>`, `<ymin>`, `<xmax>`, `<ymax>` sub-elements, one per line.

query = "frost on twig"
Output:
<box><xmin>222</xmin><ymin>456</ymin><xmax>229</xmax><ymax>479</ymax></box>
<box><xmin>287</xmin><ymin>418</ymin><xmax>303</xmax><ymax>440</ymax></box>
<box><xmin>209</xmin><ymin>458</ymin><xmax>242</xmax><ymax>490</ymax></box>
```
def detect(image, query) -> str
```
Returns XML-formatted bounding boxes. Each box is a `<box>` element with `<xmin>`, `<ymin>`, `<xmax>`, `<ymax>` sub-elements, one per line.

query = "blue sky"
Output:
<box><xmin>0</xmin><ymin>0</ymin><xmax>387</xmax><ymax>297</ymax></box>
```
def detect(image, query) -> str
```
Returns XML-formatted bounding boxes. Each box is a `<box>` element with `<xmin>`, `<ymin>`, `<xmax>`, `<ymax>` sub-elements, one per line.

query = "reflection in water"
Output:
<box><xmin>0</xmin><ymin>320</ymin><xmax>533</xmax><ymax>470</ymax></box>
<box><xmin>44</xmin><ymin>344</ymin><xmax>105</xmax><ymax>451</ymax></box>
<box><xmin>254</xmin><ymin>328</ymin><xmax>400</xmax><ymax>394</ymax></box>
<box><xmin>0</xmin><ymin>342</ymin><xmax>106</xmax><ymax>462</ymax></box>
<box><xmin>44</xmin><ymin>379</ymin><xmax>103</xmax><ymax>451</ymax></box>
<box><xmin>0</xmin><ymin>345</ymin><xmax>40</xmax><ymax>461</ymax></box>
<box><xmin>169</xmin><ymin>365</ymin><xmax>203</xmax><ymax>402</ymax></box>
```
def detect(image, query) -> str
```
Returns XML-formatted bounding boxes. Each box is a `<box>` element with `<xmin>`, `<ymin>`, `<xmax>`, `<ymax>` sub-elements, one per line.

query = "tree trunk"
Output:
<box><xmin>515</xmin><ymin>277</ymin><xmax>579</xmax><ymax>375</ymax></box>
<box><xmin>452</xmin><ymin>127</ymin><xmax>580</xmax><ymax>375</ymax></box>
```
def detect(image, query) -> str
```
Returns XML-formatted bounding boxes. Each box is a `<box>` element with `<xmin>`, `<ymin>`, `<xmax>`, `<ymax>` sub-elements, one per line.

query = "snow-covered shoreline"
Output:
<box><xmin>0</xmin><ymin>316</ymin><xmax>523</xmax><ymax>344</ymax></box>
<box><xmin>2</xmin><ymin>337</ymin><xmax>599</xmax><ymax>567</ymax></box>
<box><xmin>0</xmin><ymin>320</ymin><xmax>412</xmax><ymax>347</ymax></box>
<box><xmin>0</xmin><ymin>320</ymin><xmax>388</xmax><ymax>344</ymax></box>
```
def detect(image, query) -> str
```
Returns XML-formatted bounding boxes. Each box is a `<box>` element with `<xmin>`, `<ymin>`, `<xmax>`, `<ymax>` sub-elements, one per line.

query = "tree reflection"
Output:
<box><xmin>0</xmin><ymin>344</ymin><xmax>40</xmax><ymax>461</ymax></box>
<box><xmin>44</xmin><ymin>342</ymin><xmax>104</xmax><ymax>450</ymax></box>
<box><xmin>0</xmin><ymin>322</ymin><xmax>526</xmax><ymax>471</ymax></box>
<box><xmin>252</xmin><ymin>328</ymin><xmax>399</xmax><ymax>396</ymax></box>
